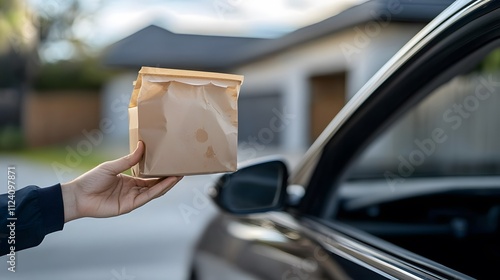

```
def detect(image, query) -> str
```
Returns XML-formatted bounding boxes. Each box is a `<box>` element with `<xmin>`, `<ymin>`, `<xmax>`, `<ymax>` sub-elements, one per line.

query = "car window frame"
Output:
<box><xmin>298</xmin><ymin>0</ymin><xmax>500</xmax><ymax>218</ymax></box>
<box><xmin>326</xmin><ymin>39</ymin><xmax>500</xmax><ymax>215</ymax></box>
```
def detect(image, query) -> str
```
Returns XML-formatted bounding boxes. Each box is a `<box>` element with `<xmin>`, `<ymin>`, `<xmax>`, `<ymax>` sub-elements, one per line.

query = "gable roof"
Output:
<box><xmin>102</xmin><ymin>25</ymin><xmax>267</xmax><ymax>71</ymax></box>
<box><xmin>103</xmin><ymin>0</ymin><xmax>454</xmax><ymax>71</ymax></box>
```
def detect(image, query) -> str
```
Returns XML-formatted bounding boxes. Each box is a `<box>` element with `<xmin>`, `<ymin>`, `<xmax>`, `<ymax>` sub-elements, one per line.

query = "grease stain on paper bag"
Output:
<box><xmin>196</xmin><ymin>128</ymin><xmax>208</xmax><ymax>143</ymax></box>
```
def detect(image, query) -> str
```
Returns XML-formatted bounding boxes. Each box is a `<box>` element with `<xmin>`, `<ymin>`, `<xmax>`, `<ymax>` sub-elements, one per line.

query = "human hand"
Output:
<box><xmin>61</xmin><ymin>141</ymin><xmax>182</xmax><ymax>222</ymax></box>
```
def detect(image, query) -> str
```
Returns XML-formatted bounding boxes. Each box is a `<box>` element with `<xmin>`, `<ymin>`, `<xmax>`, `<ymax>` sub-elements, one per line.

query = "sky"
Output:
<box><xmin>27</xmin><ymin>0</ymin><xmax>364</xmax><ymax>61</ymax></box>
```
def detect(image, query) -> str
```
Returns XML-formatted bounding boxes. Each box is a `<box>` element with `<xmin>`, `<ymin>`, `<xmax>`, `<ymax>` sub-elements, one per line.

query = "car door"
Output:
<box><xmin>193</xmin><ymin>1</ymin><xmax>500</xmax><ymax>279</ymax></box>
<box><xmin>296</xmin><ymin>0</ymin><xmax>500</xmax><ymax>279</ymax></box>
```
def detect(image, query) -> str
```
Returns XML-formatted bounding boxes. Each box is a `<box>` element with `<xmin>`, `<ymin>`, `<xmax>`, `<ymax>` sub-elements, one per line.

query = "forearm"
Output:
<box><xmin>0</xmin><ymin>185</ymin><xmax>65</xmax><ymax>256</ymax></box>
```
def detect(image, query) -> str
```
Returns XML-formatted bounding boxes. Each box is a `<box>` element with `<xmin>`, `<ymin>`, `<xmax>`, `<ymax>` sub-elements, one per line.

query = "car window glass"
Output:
<box><xmin>332</xmin><ymin>46</ymin><xmax>500</xmax><ymax>279</ymax></box>
<box><xmin>346</xmin><ymin>48</ymin><xmax>500</xmax><ymax>181</ymax></box>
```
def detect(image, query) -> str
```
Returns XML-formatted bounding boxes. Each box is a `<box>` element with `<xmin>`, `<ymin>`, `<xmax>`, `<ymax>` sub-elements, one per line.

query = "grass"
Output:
<box><xmin>3</xmin><ymin>146</ymin><xmax>132</xmax><ymax>175</ymax></box>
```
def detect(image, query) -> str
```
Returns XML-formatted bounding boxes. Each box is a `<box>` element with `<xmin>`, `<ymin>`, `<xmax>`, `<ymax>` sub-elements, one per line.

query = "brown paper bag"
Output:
<box><xmin>129</xmin><ymin>67</ymin><xmax>243</xmax><ymax>177</ymax></box>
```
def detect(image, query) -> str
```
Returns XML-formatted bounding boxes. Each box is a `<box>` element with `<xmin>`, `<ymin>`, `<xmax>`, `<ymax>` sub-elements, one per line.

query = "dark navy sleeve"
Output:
<box><xmin>0</xmin><ymin>184</ymin><xmax>65</xmax><ymax>256</ymax></box>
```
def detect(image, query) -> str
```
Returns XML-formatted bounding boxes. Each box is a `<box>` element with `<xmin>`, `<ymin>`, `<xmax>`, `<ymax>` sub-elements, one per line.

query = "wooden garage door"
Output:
<box><xmin>310</xmin><ymin>72</ymin><xmax>346</xmax><ymax>143</ymax></box>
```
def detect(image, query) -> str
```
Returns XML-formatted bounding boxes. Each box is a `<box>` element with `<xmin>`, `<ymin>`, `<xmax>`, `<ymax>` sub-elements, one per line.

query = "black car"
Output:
<box><xmin>191</xmin><ymin>0</ymin><xmax>500</xmax><ymax>279</ymax></box>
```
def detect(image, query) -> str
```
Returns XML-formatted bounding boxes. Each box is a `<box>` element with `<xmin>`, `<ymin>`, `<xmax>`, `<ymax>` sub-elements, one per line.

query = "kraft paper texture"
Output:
<box><xmin>129</xmin><ymin>67</ymin><xmax>244</xmax><ymax>177</ymax></box>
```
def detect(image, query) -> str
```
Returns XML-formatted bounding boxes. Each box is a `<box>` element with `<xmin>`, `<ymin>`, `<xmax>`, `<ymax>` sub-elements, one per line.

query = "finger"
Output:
<box><xmin>101</xmin><ymin>141</ymin><xmax>145</xmax><ymax>174</ymax></box>
<box><xmin>135</xmin><ymin>176</ymin><xmax>183</xmax><ymax>206</ymax></box>
<box><xmin>121</xmin><ymin>174</ymin><xmax>167</xmax><ymax>188</ymax></box>
<box><xmin>156</xmin><ymin>176</ymin><xmax>183</xmax><ymax>196</ymax></box>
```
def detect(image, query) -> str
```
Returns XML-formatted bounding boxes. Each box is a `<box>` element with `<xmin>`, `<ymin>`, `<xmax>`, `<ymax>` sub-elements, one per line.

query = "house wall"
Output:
<box><xmin>100</xmin><ymin>72</ymin><xmax>137</xmax><ymax>149</ymax></box>
<box><xmin>234</xmin><ymin>22</ymin><xmax>426</xmax><ymax>152</ymax></box>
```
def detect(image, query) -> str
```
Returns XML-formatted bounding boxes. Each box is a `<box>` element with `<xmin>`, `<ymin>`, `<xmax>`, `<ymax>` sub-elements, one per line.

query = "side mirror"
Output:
<box><xmin>211</xmin><ymin>160</ymin><xmax>288</xmax><ymax>214</ymax></box>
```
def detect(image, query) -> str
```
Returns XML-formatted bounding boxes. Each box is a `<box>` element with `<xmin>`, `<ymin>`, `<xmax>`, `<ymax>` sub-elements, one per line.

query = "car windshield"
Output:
<box><xmin>345</xmin><ymin>46</ymin><xmax>500</xmax><ymax>181</ymax></box>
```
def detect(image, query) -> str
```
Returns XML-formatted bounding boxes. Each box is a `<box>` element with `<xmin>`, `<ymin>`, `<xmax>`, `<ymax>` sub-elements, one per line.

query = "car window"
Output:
<box><xmin>332</xmin><ymin>46</ymin><xmax>500</xmax><ymax>279</ymax></box>
<box><xmin>346</xmin><ymin>48</ymin><xmax>500</xmax><ymax>181</ymax></box>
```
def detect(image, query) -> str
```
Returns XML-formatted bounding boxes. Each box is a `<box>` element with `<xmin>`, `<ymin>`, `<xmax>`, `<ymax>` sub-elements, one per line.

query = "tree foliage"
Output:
<box><xmin>0</xmin><ymin>0</ymin><xmax>37</xmax><ymax>54</ymax></box>
<box><xmin>33</xmin><ymin>57</ymin><xmax>116</xmax><ymax>91</ymax></box>
<box><xmin>35</xmin><ymin>0</ymin><xmax>94</xmax><ymax>60</ymax></box>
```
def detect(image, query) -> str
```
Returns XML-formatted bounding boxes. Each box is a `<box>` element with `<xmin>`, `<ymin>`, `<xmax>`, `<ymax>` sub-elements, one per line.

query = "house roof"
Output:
<box><xmin>103</xmin><ymin>0</ymin><xmax>454</xmax><ymax>70</ymax></box>
<box><xmin>102</xmin><ymin>26</ymin><xmax>267</xmax><ymax>71</ymax></box>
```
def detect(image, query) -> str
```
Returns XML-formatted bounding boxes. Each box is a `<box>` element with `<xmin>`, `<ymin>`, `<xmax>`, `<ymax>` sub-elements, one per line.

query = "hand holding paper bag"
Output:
<box><xmin>129</xmin><ymin>67</ymin><xmax>244</xmax><ymax>177</ymax></box>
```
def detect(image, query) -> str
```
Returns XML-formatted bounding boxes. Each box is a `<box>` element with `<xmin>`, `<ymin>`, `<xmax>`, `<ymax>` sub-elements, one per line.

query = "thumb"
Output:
<box><xmin>102</xmin><ymin>141</ymin><xmax>145</xmax><ymax>174</ymax></box>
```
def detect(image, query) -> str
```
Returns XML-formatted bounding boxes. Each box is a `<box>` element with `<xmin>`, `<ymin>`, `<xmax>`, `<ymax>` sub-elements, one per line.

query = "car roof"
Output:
<box><xmin>290</xmin><ymin>0</ymin><xmax>481</xmax><ymax>186</ymax></box>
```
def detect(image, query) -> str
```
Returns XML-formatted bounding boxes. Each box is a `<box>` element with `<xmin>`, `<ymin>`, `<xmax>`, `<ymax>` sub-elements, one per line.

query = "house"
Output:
<box><xmin>102</xmin><ymin>0</ymin><xmax>454</xmax><ymax>154</ymax></box>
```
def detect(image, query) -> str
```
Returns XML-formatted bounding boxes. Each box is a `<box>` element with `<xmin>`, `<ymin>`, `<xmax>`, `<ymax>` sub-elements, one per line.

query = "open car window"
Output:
<box><xmin>332</xmin><ymin>45</ymin><xmax>500</xmax><ymax>279</ymax></box>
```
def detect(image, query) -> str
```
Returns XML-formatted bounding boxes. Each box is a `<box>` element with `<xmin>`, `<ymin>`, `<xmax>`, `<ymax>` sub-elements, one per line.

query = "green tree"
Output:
<box><xmin>0</xmin><ymin>0</ymin><xmax>37</xmax><ymax>54</ymax></box>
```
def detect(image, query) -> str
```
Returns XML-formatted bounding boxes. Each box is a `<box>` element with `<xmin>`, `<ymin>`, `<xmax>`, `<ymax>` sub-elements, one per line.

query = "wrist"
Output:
<box><xmin>61</xmin><ymin>181</ymin><xmax>79</xmax><ymax>222</ymax></box>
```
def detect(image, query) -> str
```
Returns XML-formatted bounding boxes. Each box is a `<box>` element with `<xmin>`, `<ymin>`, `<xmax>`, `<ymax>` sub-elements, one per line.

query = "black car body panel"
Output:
<box><xmin>191</xmin><ymin>1</ymin><xmax>500</xmax><ymax>279</ymax></box>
